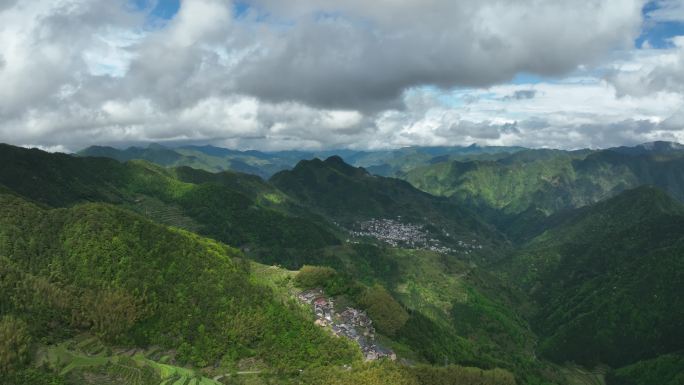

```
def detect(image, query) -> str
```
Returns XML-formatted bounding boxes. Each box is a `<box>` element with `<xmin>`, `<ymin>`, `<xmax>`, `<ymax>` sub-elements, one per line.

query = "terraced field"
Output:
<box><xmin>36</xmin><ymin>337</ymin><xmax>220</xmax><ymax>385</ymax></box>
<box><xmin>125</xmin><ymin>196</ymin><xmax>203</xmax><ymax>233</ymax></box>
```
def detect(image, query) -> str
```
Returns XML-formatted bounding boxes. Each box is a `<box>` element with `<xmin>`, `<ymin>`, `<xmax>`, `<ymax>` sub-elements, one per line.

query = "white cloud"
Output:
<box><xmin>607</xmin><ymin>36</ymin><xmax>684</xmax><ymax>97</ymax></box>
<box><xmin>0</xmin><ymin>0</ymin><xmax>683</xmax><ymax>152</ymax></box>
<box><xmin>647</xmin><ymin>0</ymin><xmax>684</xmax><ymax>22</ymax></box>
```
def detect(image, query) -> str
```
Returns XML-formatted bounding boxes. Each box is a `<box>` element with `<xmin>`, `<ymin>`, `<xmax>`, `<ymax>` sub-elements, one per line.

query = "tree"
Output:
<box><xmin>0</xmin><ymin>316</ymin><xmax>31</xmax><ymax>373</ymax></box>
<box><xmin>359</xmin><ymin>285</ymin><xmax>408</xmax><ymax>336</ymax></box>
<box><xmin>81</xmin><ymin>287</ymin><xmax>141</xmax><ymax>342</ymax></box>
<box><xmin>294</xmin><ymin>265</ymin><xmax>337</xmax><ymax>289</ymax></box>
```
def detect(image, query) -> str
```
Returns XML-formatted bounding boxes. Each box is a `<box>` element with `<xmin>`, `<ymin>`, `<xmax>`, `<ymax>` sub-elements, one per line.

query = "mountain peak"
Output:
<box><xmin>609</xmin><ymin>141</ymin><xmax>684</xmax><ymax>156</ymax></box>
<box><xmin>640</xmin><ymin>140</ymin><xmax>684</xmax><ymax>151</ymax></box>
<box><xmin>324</xmin><ymin>155</ymin><xmax>346</xmax><ymax>164</ymax></box>
<box><xmin>323</xmin><ymin>155</ymin><xmax>370</xmax><ymax>177</ymax></box>
<box><xmin>147</xmin><ymin>143</ymin><xmax>168</xmax><ymax>150</ymax></box>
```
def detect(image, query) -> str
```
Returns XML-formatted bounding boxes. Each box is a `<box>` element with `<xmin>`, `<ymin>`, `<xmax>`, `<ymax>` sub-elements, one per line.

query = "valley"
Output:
<box><xmin>1</xmin><ymin>142</ymin><xmax>683</xmax><ymax>385</ymax></box>
<box><xmin>5</xmin><ymin>1</ymin><xmax>684</xmax><ymax>384</ymax></box>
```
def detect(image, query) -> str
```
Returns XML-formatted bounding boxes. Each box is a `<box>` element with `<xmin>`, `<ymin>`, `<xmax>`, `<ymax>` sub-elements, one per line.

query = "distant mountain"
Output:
<box><xmin>401</xmin><ymin>143</ymin><xmax>684</xmax><ymax>216</ymax></box>
<box><xmin>608</xmin><ymin>140</ymin><xmax>684</xmax><ymax>156</ymax></box>
<box><xmin>499</xmin><ymin>187</ymin><xmax>684</xmax><ymax>368</ymax></box>
<box><xmin>78</xmin><ymin>143</ymin><xmax>527</xmax><ymax>179</ymax></box>
<box><xmin>78</xmin><ymin>144</ymin><xmax>289</xmax><ymax>178</ymax></box>
<box><xmin>346</xmin><ymin>144</ymin><xmax>527</xmax><ymax>177</ymax></box>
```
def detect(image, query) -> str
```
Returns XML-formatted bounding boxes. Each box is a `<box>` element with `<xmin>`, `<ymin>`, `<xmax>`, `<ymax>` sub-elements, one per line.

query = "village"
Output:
<box><xmin>297</xmin><ymin>289</ymin><xmax>396</xmax><ymax>361</ymax></box>
<box><xmin>347</xmin><ymin>218</ymin><xmax>483</xmax><ymax>254</ymax></box>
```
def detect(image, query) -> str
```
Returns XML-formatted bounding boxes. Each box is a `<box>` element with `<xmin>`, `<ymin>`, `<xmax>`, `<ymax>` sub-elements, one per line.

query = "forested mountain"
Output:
<box><xmin>270</xmin><ymin>156</ymin><xmax>505</xmax><ymax>259</ymax></box>
<box><xmin>0</xmin><ymin>144</ymin><xmax>341</xmax><ymax>266</ymax></box>
<box><xmin>0</xmin><ymin>192</ymin><xmax>360</xmax><ymax>383</ymax></box>
<box><xmin>2</xmin><ymin>142</ymin><xmax>683</xmax><ymax>385</ymax></box>
<box><xmin>498</xmin><ymin>187</ymin><xmax>684</xmax><ymax>370</ymax></box>
<box><xmin>401</xmin><ymin>143</ymin><xmax>684</xmax><ymax>216</ymax></box>
<box><xmin>0</xmin><ymin>144</ymin><xmax>539</xmax><ymax>383</ymax></box>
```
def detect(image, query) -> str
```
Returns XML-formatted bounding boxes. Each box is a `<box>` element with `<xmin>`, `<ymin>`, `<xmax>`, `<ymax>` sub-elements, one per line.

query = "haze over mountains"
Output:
<box><xmin>78</xmin><ymin>143</ymin><xmax>527</xmax><ymax>179</ymax></box>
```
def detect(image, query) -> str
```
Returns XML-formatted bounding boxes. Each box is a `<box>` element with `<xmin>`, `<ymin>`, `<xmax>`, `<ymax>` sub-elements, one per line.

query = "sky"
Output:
<box><xmin>1</xmin><ymin>0</ymin><xmax>684</xmax><ymax>152</ymax></box>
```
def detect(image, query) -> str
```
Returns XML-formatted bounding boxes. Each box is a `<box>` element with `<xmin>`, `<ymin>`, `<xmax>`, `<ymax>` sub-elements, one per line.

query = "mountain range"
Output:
<box><xmin>1</xmin><ymin>141</ymin><xmax>683</xmax><ymax>385</ymax></box>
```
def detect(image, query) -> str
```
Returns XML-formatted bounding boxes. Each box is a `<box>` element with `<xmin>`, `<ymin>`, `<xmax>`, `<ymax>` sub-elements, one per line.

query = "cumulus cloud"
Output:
<box><xmin>1</xmin><ymin>0</ymin><xmax>683</xmax><ymax>152</ymax></box>
<box><xmin>234</xmin><ymin>0</ymin><xmax>644</xmax><ymax>110</ymax></box>
<box><xmin>608</xmin><ymin>36</ymin><xmax>684</xmax><ymax>96</ymax></box>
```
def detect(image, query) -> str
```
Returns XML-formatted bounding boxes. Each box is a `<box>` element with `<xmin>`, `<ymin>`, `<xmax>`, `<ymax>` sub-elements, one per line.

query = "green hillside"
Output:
<box><xmin>0</xmin><ymin>193</ymin><xmax>359</xmax><ymax>383</ymax></box>
<box><xmin>300</xmin><ymin>245</ymin><xmax>548</xmax><ymax>383</ymax></box>
<box><xmin>4</xmin><ymin>143</ymin><xmax>684</xmax><ymax>384</ymax></box>
<box><xmin>499</xmin><ymin>187</ymin><xmax>684</xmax><ymax>368</ymax></box>
<box><xmin>401</xmin><ymin>147</ymin><xmax>684</xmax><ymax>217</ymax></box>
<box><xmin>0</xmin><ymin>144</ymin><xmax>340</xmax><ymax>267</ymax></box>
<box><xmin>606</xmin><ymin>353</ymin><xmax>684</xmax><ymax>385</ymax></box>
<box><xmin>0</xmin><ymin>190</ymin><xmax>527</xmax><ymax>383</ymax></box>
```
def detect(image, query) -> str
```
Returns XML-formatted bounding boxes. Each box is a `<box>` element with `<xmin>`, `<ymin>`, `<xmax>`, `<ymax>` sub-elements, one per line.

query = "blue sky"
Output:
<box><xmin>639</xmin><ymin>1</ymin><xmax>684</xmax><ymax>47</ymax></box>
<box><xmin>130</xmin><ymin>0</ymin><xmax>179</xmax><ymax>20</ymax></box>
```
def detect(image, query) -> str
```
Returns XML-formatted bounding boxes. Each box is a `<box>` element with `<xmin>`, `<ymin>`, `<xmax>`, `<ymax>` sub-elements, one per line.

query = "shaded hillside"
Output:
<box><xmin>0</xmin><ymin>144</ymin><xmax>340</xmax><ymax>263</ymax></box>
<box><xmin>499</xmin><ymin>187</ymin><xmax>684</xmax><ymax>368</ymax></box>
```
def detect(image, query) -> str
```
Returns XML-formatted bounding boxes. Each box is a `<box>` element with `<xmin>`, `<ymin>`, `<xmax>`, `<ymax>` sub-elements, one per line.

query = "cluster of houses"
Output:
<box><xmin>344</xmin><ymin>218</ymin><xmax>487</xmax><ymax>255</ymax></box>
<box><xmin>348</xmin><ymin>218</ymin><xmax>456</xmax><ymax>254</ymax></box>
<box><xmin>297</xmin><ymin>289</ymin><xmax>396</xmax><ymax>361</ymax></box>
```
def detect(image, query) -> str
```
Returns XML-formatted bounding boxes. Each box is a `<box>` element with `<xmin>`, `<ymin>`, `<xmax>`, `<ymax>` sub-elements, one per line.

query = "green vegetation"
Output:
<box><xmin>0</xmin><ymin>144</ymin><xmax>340</xmax><ymax>269</ymax></box>
<box><xmin>401</xmin><ymin>147</ymin><xmax>684</xmax><ymax>219</ymax></box>
<box><xmin>294</xmin><ymin>265</ymin><xmax>337</xmax><ymax>287</ymax></box>
<box><xmin>606</xmin><ymin>354</ymin><xmax>684</xmax><ymax>385</ymax></box>
<box><xmin>270</xmin><ymin>156</ymin><xmax>507</xmax><ymax>263</ymax></box>
<box><xmin>0</xmin><ymin>316</ymin><xmax>31</xmax><ymax>373</ymax></box>
<box><xmin>359</xmin><ymin>285</ymin><xmax>409</xmax><ymax>336</ymax></box>
<box><xmin>3</xmin><ymin>143</ymin><xmax>684</xmax><ymax>384</ymax></box>
<box><xmin>499</xmin><ymin>187</ymin><xmax>684</xmax><ymax>368</ymax></box>
<box><xmin>291</xmin><ymin>252</ymin><xmax>547</xmax><ymax>383</ymax></box>
<box><xmin>78</xmin><ymin>144</ymin><xmax>290</xmax><ymax>179</ymax></box>
<box><xmin>0</xmin><ymin>193</ymin><xmax>358</xmax><ymax>379</ymax></box>
<box><xmin>299</xmin><ymin>360</ymin><xmax>517</xmax><ymax>385</ymax></box>
<box><xmin>77</xmin><ymin>143</ymin><xmax>525</xmax><ymax>179</ymax></box>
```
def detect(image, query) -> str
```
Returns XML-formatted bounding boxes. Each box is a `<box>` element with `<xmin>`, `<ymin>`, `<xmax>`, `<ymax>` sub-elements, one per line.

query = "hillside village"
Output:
<box><xmin>348</xmin><ymin>218</ymin><xmax>483</xmax><ymax>254</ymax></box>
<box><xmin>297</xmin><ymin>289</ymin><xmax>396</xmax><ymax>361</ymax></box>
